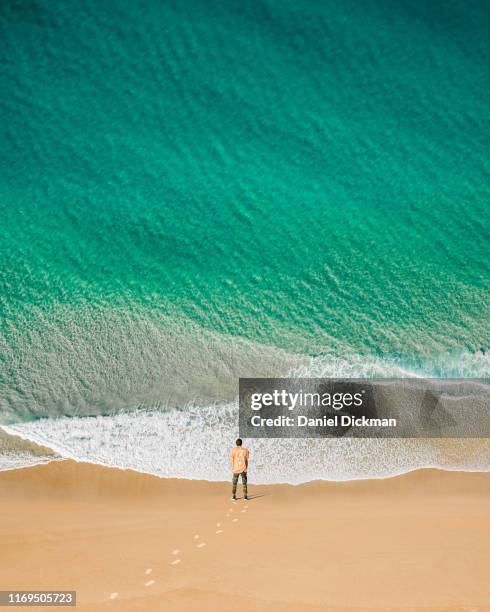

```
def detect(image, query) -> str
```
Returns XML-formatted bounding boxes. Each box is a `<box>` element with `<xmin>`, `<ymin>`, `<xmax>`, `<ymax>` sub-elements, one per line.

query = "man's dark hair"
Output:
<box><xmin>236</xmin><ymin>438</ymin><xmax>242</xmax><ymax>446</ymax></box>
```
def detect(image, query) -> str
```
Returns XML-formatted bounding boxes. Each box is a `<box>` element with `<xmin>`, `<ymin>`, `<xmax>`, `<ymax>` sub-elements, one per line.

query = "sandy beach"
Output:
<box><xmin>0</xmin><ymin>461</ymin><xmax>489</xmax><ymax>611</ymax></box>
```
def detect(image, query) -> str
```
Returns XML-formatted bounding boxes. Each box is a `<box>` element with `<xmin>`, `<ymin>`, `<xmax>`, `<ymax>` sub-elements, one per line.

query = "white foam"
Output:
<box><xmin>0</xmin><ymin>453</ymin><xmax>56</xmax><ymax>472</ymax></box>
<box><xmin>3</xmin><ymin>405</ymin><xmax>489</xmax><ymax>483</ymax></box>
<box><xmin>0</xmin><ymin>427</ymin><xmax>60</xmax><ymax>472</ymax></box>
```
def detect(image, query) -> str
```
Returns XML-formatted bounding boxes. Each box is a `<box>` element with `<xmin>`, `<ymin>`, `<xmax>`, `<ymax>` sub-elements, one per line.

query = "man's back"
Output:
<box><xmin>231</xmin><ymin>445</ymin><xmax>249</xmax><ymax>474</ymax></box>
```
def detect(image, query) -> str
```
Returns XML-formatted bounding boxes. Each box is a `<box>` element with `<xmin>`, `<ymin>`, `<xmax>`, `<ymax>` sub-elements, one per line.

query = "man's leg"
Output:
<box><xmin>232</xmin><ymin>473</ymin><xmax>239</xmax><ymax>498</ymax></box>
<box><xmin>241</xmin><ymin>472</ymin><xmax>248</xmax><ymax>499</ymax></box>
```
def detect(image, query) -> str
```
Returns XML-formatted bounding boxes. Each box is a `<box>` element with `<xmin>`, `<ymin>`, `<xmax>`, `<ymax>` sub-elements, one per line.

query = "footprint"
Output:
<box><xmin>170</xmin><ymin>559</ymin><xmax>181</xmax><ymax>566</ymax></box>
<box><xmin>144</xmin><ymin>580</ymin><xmax>155</xmax><ymax>587</ymax></box>
<box><xmin>216</xmin><ymin>530</ymin><xmax>223</xmax><ymax>534</ymax></box>
<box><xmin>196</xmin><ymin>542</ymin><xmax>206</xmax><ymax>548</ymax></box>
<box><xmin>172</xmin><ymin>549</ymin><xmax>180</xmax><ymax>555</ymax></box>
<box><xmin>109</xmin><ymin>593</ymin><xmax>118</xmax><ymax>600</ymax></box>
<box><xmin>145</xmin><ymin>568</ymin><xmax>152</xmax><ymax>575</ymax></box>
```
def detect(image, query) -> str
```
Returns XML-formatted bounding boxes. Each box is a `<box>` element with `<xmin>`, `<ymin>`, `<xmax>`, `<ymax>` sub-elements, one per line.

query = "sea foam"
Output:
<box><xmin>3</xmin><ymin>403</ymin><xmax>489</xmax><ymax>483</ymax></box>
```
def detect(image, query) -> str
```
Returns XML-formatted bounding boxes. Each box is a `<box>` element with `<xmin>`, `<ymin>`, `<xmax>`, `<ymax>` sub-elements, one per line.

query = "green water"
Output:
<box><xmin>1</xmin><ymin>0</ymin><xmax>489</xmax><ymax>422</ymax></box>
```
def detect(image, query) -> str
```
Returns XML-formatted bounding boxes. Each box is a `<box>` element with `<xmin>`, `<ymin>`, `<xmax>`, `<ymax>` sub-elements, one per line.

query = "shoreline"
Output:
<box><xmin>1</xmin><ymin>453</ymin><xmax>490</xmax><ymax>483</ymax></box>
<box><xmin>3</xmin><ymin>424</ymin><xmax>489</xmax><ymax>483</ymax></box>
<box><xmin>1</xmin><ymin>461</ymin><xmax>489</xmax><ymax>611</ymax></box>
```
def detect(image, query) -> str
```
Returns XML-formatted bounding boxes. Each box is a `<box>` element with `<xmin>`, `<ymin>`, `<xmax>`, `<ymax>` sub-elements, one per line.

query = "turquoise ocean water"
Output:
<box><xmin>0</xmin><ymin>0</ymin><xmax>489</xmax><ymax>480</ymax></box>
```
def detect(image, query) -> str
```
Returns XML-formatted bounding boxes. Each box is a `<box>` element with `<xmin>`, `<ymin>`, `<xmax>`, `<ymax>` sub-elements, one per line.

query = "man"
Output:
<box><xmin>230</xmin><ymin>438</ymin><xmax>249</xmax><ymax>500</ymax></box>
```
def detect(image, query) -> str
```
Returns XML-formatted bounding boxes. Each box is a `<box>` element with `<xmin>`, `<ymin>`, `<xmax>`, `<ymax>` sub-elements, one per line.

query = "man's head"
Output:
<box><xmin>236</xmin><ymin>438</ymin><xmax>242</xmax><ymax>446</ymax></box>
